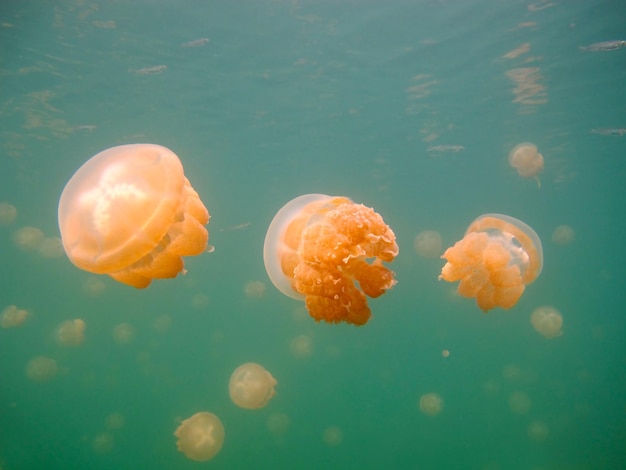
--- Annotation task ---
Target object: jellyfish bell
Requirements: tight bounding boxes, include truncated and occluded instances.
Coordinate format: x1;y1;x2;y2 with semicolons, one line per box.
551;225;575;245
414;230;443;258
530;306;563;338
439;214;543;312
508;143;544;187
419;392;444;416
58;144;210;288
174;411;224;462
25;356;58;382
0;202;17;225
229;362;277;409
263;194;399;326
55;318;86;346
1;305;29;328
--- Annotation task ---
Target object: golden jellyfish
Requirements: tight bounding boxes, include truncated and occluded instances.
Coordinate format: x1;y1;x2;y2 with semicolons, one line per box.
414;230;443;258
58;144;210;288
267;412;291;436
508;143;544;187
1;305;29;328
229;362;277;409
263;194;398;326
530;306;563;338
25;356;58;382
244;280;267;298
0;202;17;225
439;214;543;312
419;392;444;416
91;432;115;454
322;426;343;446
105;412;126;430
174;412;224;462
527;420;549;442
508;391;531;414
551;224;575;245
38;237;64;258
113;323;135;344
55;319;86;346
13;226;44;251
289;334;314;358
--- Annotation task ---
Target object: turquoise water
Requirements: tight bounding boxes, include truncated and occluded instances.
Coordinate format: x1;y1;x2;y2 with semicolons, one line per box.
1;0;625;469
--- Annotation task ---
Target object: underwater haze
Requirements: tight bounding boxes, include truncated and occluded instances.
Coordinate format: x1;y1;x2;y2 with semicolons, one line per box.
1;0;626;469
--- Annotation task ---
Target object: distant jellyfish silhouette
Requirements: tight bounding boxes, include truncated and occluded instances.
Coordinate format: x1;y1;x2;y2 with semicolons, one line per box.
58;144;210;288
174;412;224;462
229;362;277;409
439;214;543;312
530;306;563;338
508;143;544;187
551;225;575;245
13;226;44;251
1;305;29;328
55;319;86;346
25;356;58;382
419;393;444;416
414;230;443;258
264;194;398;326
0;202;17;225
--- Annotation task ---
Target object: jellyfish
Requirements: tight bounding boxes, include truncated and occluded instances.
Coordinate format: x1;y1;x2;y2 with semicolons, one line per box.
439;214;543;312
55;319;86;346
244;280;266;298
263;194;398;326
1;305;29;328
58;144;210;288
229;362;277;409
419;392;444;416
322;426;343;446
551;225;575;245
105;412;125;430
508;143;544;187
113;323;135;344
13;226;44;251
0;202;17;225
508;391;531;414
25;356;58;382
289;334;313;358
530;306;563;338
174;411;224;462
414;230;443;258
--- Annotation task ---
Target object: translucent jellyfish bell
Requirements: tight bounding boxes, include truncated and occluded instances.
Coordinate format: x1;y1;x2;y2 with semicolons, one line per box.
174;412;224;462
58;144;210;288
439;214;543;312
508;143;544;187
263;194;399;326
229;362;277;409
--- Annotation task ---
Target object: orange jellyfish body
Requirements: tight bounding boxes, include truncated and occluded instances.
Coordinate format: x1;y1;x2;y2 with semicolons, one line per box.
508;143;544;186
58;144;210;288
263;194;398;326
439;214;542;312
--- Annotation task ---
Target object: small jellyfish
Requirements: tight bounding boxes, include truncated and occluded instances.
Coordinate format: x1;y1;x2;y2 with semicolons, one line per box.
0;202;17;225
113;323;135;344
244;280;266;298
105;412;126;430
1;305;29;328
508;391;531;414
439;214;543;312
174;411;224;462
55;319;86;346
508;143;544;187
527;420;549;441
263;194;398;326
91;432;115;454
289;334;313;358
530;306;563;338
13;226;44;251
414;230;443;258
25;356;58;382
322;426;343;446
419;392;444;416
38;237;64;258
551;225;575;245
58;144;210;288
267;412;291;436
229;362;277;409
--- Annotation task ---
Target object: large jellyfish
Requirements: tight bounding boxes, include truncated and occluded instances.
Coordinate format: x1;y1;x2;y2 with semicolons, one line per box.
174;412;224;462
508;143;544;187
263;194;398;326
439;214;543;312
58;144;210;288
229;362;277;409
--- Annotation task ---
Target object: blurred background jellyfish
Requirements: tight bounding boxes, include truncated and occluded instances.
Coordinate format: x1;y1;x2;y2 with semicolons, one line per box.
508;391;532;414
105;412;126;431
439;214;543;312
58;144;210;288
414;230;443;258
508;143;544;187
551;224;575;245
1;305;29;328
289;334;314;359
530;306;563;338
244;280;267;298
25;356;58;382
322;426;343;446
13;226;44;251
55;319;86;346
229;362;277;409
174;411;224;462
419;392;444;416
263;194;398;326
113;323;135;344
0;202;17;225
